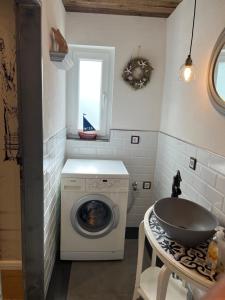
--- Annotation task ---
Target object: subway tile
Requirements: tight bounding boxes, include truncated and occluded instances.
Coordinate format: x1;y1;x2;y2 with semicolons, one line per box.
179;167;193;186
43;128;66;295
222;199;225;214
127;164;154;175
196;148;210;166
154;132;225;226
197;194;211;211
66;130;225;228
130;173;153;183
199;165;217;187
215;175;225;195
208;153;225;176
211;206;225;227
132;197;153;206
184;144;197;157
96;148;114;157
204;185;224;210
191;175;207;196
182;182;199;202
77;147;97;156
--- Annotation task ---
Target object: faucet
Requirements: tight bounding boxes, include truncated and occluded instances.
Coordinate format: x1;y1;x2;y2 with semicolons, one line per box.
132;181;138;191
171;170;182;198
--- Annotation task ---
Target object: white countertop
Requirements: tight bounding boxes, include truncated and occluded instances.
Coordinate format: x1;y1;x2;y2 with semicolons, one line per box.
61;159;129;178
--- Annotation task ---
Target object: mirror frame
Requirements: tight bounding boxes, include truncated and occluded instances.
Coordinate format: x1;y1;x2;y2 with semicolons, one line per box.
208;27;225;114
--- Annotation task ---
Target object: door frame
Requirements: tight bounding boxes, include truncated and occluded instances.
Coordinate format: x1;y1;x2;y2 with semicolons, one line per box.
16;0;44;299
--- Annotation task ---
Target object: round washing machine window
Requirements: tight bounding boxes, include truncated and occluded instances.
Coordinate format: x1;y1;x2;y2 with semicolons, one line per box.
70;194;120;238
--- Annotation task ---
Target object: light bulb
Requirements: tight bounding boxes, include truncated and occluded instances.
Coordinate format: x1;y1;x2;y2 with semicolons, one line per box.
179;55;196;82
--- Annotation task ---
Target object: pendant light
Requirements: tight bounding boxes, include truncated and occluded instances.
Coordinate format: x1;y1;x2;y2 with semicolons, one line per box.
179;0;197;82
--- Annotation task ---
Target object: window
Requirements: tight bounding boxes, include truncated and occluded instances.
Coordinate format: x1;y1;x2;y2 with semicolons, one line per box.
67;45;115;139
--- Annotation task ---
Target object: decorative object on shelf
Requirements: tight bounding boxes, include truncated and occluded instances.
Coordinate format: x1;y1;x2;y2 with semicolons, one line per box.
179;0;197;82
207;226;225;275
51;27;68;54
0;38;20;164
50;27;73;70
122;56;153;90
78;114;97;140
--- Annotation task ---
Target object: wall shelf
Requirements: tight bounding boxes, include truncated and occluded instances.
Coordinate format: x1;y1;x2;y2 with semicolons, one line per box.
50;51;74;70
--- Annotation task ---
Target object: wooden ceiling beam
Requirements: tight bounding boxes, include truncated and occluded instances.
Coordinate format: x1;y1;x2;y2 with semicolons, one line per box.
63;0;182;18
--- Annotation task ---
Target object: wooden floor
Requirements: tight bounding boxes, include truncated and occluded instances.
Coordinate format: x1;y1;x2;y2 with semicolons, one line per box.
1;270;24;300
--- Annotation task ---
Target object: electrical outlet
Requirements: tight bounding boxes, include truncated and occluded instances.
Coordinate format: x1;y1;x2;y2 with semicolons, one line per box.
131;135;140;144
143;181;151;189
189;157;197;170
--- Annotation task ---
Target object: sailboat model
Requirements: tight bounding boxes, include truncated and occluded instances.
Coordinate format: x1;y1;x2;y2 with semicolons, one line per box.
78;114;97;140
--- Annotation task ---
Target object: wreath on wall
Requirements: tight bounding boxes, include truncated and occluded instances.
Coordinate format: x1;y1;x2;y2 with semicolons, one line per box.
122;57;153;90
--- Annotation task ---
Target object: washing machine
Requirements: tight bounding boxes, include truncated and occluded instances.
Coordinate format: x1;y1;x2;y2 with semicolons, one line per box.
60;159;129;260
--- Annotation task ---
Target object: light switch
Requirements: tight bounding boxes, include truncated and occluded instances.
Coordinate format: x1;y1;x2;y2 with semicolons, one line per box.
189;157;197;170
143;181;151;189
131;136;140;144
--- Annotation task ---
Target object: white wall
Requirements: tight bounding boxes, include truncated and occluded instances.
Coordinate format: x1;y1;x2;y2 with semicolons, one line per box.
160;0;225;156
66;13;166;131
42;0;66;141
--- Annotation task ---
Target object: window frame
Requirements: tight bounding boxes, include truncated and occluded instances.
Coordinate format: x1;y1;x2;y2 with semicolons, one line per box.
66;45;115;140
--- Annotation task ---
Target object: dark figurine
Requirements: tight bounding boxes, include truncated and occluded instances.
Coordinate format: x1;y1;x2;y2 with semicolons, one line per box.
171;170;182;197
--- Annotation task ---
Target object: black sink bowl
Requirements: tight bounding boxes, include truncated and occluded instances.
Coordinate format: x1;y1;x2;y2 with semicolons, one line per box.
153;197;218;247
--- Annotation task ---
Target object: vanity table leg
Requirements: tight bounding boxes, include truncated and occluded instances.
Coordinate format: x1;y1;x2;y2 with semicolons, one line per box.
151;249;157;267
132;221;145;300
156;265;171;300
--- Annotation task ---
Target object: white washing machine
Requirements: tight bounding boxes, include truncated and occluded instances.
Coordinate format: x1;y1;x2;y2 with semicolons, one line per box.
60;159;129;260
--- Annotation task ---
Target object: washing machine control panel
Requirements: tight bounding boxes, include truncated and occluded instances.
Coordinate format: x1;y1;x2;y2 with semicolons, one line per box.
61;177;129;192
86;178;129;192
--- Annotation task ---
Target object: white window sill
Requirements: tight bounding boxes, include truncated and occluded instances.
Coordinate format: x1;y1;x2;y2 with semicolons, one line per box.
67;134;110;142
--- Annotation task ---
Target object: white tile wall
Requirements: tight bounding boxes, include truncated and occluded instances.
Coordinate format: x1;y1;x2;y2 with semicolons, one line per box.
154;133;225;226
66;130;225;228
43;128;66;296
41;128;225;297
66;130;158;227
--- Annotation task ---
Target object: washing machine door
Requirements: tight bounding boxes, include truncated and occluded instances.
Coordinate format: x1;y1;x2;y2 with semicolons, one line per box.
70;194;120;238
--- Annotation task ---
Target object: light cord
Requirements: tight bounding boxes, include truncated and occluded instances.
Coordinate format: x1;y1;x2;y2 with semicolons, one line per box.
189;0;197;56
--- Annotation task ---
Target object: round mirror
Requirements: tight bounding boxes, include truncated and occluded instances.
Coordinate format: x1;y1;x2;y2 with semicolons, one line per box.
208;28;225;113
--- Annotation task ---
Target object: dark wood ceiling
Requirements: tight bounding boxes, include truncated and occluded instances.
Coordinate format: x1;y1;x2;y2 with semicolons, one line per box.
63;0;182;18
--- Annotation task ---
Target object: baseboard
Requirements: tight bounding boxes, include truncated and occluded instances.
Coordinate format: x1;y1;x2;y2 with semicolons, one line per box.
125;227;139;239
46;260;71;300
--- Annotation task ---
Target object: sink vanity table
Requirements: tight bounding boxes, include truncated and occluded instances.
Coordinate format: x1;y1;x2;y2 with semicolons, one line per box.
133;206;217;300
